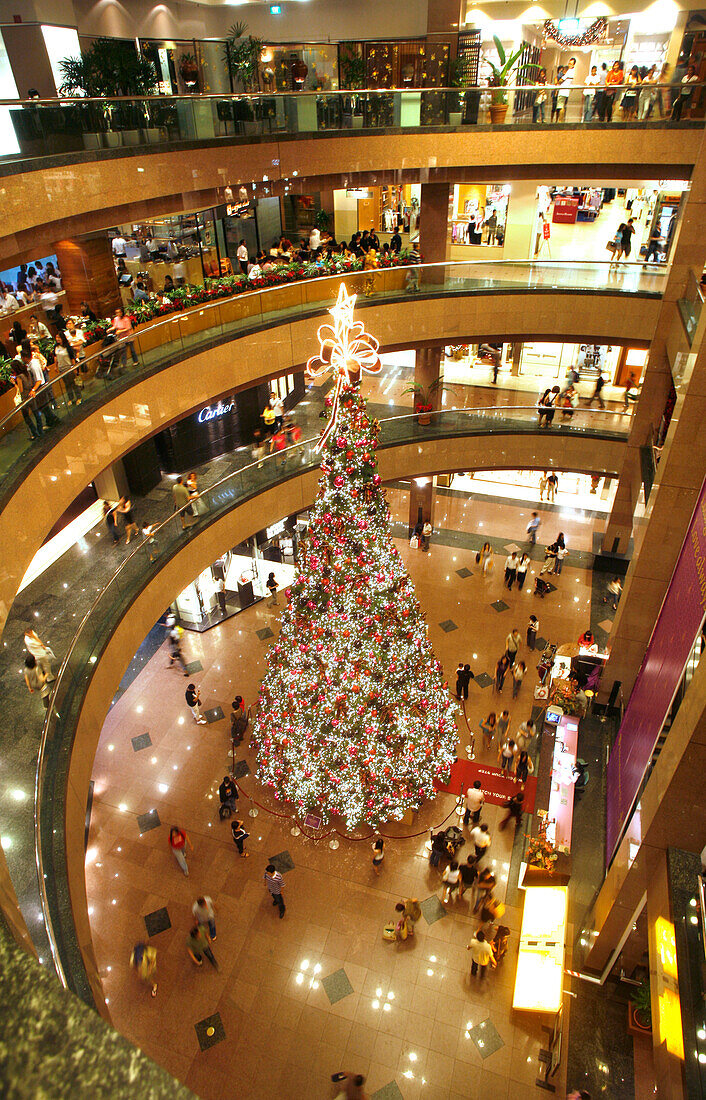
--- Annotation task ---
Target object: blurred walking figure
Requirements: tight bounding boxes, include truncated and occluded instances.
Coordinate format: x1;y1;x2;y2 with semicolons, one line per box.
168;626;189;673
192;895;217;939
24;627;55;681
187;924;218;968
130;942;157;996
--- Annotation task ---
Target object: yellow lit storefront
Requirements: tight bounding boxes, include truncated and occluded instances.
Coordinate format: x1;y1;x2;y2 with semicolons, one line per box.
513;886;567;1014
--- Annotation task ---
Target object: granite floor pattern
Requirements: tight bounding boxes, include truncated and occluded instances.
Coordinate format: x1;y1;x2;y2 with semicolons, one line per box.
85;510;609;1100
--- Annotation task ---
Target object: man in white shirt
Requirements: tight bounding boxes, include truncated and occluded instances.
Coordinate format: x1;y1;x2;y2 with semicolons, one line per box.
463;780;484;826
269;391;284;430
38;288;59;313
466;931;496;978
504;552;518;590
515;719;535;751
191;895;216;939
236;240;249;274
556;57;576;121
583;65;600;122
28;352;61;426
0;291;19;313
470;823;491;861
111;234;127;257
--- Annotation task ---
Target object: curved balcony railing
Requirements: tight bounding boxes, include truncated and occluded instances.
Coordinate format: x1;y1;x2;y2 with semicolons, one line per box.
0;259;664;500
34;402;631;1003
1;84;703;165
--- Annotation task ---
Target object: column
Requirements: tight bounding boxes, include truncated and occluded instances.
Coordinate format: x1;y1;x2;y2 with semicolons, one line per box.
54;234;122;319
93;462;128;504
407;346;442;532
502;181;539;260
646;853;686;1099
419;182;451;285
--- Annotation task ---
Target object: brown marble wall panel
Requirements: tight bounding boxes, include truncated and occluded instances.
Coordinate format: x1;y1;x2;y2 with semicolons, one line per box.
0;127;702;266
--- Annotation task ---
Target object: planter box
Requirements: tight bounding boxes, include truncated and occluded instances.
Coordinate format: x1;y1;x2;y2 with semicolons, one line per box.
103;131;121;148
627;1002;652;1036
121;129;142;147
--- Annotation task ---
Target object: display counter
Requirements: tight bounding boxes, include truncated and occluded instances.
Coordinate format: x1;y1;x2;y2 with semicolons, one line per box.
546;714;579;854
513;885;567;1013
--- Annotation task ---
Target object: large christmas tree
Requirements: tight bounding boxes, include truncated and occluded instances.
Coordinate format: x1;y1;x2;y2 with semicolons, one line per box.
253;285;458;829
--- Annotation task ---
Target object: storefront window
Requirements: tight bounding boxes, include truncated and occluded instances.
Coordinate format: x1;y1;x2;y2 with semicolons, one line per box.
263;44;339;91
451;184;508;246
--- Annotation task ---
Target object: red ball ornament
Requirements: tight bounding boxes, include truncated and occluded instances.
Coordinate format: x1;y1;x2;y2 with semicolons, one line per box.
334;475;344;488
372;474;381;486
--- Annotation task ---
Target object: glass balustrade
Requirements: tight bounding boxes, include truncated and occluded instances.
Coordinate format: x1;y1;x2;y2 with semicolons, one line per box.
0;260;664;496
1;84;702;164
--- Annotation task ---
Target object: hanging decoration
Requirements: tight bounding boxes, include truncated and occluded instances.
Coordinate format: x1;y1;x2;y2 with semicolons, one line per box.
543;17;608;49
306;283;382;451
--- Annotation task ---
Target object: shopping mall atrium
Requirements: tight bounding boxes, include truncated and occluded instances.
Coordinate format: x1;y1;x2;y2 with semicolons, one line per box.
4;0;706;1097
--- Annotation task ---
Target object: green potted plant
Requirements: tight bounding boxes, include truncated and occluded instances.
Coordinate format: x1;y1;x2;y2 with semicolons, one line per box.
485;34;526;125
224;22;265;93
403;378;456;426
340;45;366;128
58;38;157;147
628;979;652;1034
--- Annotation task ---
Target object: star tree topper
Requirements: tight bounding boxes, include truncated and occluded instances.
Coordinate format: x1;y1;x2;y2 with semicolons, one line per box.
306;283;382;451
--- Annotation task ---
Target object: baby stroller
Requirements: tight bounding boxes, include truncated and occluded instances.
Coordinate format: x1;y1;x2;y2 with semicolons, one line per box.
534;576;551;598
429;825;465;867
94;331;122;380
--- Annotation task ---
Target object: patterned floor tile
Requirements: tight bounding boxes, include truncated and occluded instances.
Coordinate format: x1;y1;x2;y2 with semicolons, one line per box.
256;627;274;641
502;542;522;553
491;600;509;613
597;618;613;632
372;1083;404;1100
137;809;161;834
420;895;447;926
469;1017;504;1059
131;732;152;752
474;673;493;689
233;759;251;779
184;660;203;675
144;906;171;937
195;1012;225;1052
438;620;458;632
204;706;224;723
456;567;473;578
322;967;354;1004
268;850;295;873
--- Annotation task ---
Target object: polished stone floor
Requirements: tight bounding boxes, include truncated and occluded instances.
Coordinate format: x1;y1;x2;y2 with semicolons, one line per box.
85;491;611;1099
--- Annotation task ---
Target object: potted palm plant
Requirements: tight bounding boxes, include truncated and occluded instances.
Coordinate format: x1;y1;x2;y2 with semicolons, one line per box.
628;979;652;1035
179;52;200;90
485;34;526;125
403;378;456;426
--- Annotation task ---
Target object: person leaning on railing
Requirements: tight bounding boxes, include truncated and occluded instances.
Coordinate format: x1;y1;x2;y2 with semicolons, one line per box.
604;60;624;122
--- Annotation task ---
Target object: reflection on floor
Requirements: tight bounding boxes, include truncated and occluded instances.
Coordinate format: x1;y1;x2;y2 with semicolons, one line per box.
86;494;619;1100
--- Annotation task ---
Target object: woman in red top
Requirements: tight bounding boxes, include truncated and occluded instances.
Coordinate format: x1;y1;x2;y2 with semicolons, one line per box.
169;825;193;876
604;61;624;122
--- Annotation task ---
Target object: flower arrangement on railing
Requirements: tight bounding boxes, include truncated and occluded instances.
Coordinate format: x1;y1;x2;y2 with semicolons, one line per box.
80;251;416;345
525;825;559;870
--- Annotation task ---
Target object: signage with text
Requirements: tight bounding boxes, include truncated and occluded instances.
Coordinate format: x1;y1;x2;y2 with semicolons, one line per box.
197;399;235;424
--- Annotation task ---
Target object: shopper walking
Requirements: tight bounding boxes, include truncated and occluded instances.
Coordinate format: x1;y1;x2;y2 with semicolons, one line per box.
187;924;218;968
515;750;534;784
219;774;238;816
470;822;491;862
463;780;484;826
116;496;139;544
516;553;530;590
24;654;51;708
527;614;539;650
526;512;541;546
458;855;479;900
264;863;286;917
441;860;461;904
515;719;535;752
505;629;521;663
495;655;510;694
504;552;519;589
479;542;493;576
540;544;557;575
129;942;158;997
546;471;559;502
169;825;193;876
266;571;278;606
498;738;517;773
456;663;473;700
172;476;193;530
495;708;510;746
24;627;55;681
331;1072;368;1100
472;868;496;913
586;373;606;409
538;471;548;501
192;895;217;939
231;818;250;857
371;838;385;876
467;931;496;979
605;576;622;610
554;544;568;574
511;661;526;698
103;500;120;544
168;627;189;674
185;682;206;724
480;711;497;751
499;791;525;830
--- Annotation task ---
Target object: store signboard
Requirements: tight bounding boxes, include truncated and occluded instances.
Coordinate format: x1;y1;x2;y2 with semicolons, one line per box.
606;475;706;863
197;399;235;424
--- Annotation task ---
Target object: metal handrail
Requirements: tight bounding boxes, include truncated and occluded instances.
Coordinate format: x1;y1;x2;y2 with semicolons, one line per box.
0;258;664;444
34;400;631;992
2;82;703;106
